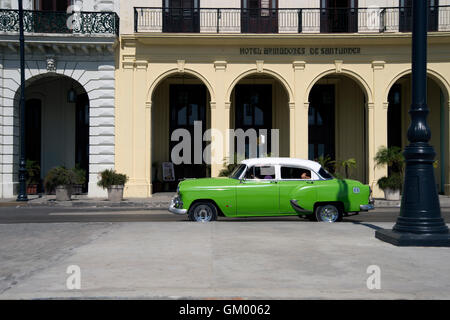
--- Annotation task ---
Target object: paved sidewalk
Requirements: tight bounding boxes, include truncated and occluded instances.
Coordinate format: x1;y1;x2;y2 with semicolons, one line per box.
2;193;450;208
1;221;449;299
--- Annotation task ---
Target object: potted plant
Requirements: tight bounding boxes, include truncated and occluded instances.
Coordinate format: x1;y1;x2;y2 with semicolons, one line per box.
97;169;129;202
44;166;77;201
26;160;40;195
71;165;86;195
374;146;405;200
339;158;357;179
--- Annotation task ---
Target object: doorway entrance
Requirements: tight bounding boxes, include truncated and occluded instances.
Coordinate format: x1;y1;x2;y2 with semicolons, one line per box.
308;85;335;163
169;84;207;179
234;84;272;158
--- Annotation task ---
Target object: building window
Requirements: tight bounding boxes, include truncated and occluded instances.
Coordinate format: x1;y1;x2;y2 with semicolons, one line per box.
35;0;71;11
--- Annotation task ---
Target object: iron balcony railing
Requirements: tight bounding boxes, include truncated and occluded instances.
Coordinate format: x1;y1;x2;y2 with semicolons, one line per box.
0;9;119;35
134;6;450;34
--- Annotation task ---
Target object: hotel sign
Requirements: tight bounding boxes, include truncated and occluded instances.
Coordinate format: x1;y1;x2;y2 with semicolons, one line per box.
239;47;361;56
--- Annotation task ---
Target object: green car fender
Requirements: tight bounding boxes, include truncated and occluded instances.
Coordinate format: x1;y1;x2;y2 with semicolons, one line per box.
290;179;371;213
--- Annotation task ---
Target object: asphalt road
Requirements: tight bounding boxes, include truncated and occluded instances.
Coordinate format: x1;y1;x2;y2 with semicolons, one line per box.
0;205;449;224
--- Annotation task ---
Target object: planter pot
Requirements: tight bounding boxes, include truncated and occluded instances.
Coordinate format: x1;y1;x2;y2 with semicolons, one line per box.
107;185;124;202
56;185;72;201
383;188;400;201
72;184;83;195
26;184;39;195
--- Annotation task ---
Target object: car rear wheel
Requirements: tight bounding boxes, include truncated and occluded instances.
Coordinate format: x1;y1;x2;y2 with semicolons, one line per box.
315;204;342;223
188;202;218;222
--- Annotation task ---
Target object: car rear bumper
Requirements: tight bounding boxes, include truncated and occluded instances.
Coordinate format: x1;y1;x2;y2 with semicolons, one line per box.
360;204;375;211
168;197;187;215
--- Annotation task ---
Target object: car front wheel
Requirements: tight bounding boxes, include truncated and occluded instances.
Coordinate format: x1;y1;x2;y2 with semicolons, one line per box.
315;204;342;223
188;202;218;222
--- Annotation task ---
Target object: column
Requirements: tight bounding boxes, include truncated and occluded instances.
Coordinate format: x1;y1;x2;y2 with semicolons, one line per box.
293;61;307;159
115;38;137;196
129;60;150;197
211;61;228;177
371;61;388;198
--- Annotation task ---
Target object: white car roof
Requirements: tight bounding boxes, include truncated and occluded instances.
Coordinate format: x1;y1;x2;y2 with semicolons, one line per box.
240;157;322;172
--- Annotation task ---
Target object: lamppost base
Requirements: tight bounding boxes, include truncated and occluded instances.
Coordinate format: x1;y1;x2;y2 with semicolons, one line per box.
375;229;450;247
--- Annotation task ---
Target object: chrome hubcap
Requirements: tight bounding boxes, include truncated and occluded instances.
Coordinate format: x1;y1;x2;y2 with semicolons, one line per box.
318;205;339;223
193;204;213;222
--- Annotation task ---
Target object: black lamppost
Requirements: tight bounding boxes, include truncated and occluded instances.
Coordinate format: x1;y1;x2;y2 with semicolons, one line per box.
17;0;28;202
375;0;450;246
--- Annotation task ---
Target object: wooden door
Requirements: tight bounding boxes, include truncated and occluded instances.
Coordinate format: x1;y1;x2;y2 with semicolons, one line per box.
163;0;200;32
321;0;358;33
241;0;278;33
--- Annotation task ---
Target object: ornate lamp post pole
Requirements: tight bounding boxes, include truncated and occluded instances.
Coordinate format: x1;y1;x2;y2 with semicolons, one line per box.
17;0;28;202
375;0;449;246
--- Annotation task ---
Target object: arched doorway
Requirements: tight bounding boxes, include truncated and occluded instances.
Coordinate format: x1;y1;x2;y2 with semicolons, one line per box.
15;74;89;194
229;73;290;160
387;74;448;194
307;74;368;182
151;73;212;192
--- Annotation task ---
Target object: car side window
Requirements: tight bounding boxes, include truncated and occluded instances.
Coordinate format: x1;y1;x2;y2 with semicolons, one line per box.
245;165;276;180
280;166;312;180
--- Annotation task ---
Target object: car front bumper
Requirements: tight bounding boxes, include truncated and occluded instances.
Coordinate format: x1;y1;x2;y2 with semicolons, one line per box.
168;196;187;215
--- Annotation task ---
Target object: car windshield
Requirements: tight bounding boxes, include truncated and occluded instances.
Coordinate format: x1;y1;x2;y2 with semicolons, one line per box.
229;164;247;179
319;167;334;180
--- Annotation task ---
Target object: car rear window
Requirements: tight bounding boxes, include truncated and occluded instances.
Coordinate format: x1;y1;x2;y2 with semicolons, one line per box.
281;166;311;179
319;167;334;180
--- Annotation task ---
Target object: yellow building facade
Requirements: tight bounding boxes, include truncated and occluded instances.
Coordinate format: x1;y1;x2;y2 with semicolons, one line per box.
116;5;450;199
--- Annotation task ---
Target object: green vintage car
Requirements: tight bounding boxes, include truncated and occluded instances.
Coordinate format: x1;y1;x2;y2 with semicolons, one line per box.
169;157;374;222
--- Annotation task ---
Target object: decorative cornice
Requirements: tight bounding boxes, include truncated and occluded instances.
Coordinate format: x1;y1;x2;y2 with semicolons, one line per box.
225;102;231;109
383;102;389;109
304;102;310;109
256;60;264;73
145;101;152;109
214;61;227;71
367;102;375;110
334;60;343;73
372;61;386;70
210;101;216;109
177;60;185;73
289;102;295;110
135;60;148;70
122;54;135;69
293;61;306;71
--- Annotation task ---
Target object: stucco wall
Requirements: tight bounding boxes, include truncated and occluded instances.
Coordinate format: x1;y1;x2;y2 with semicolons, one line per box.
0;48;116;198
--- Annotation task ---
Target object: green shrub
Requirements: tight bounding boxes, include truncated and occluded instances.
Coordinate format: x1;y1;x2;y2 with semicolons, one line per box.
97;169;129;189
72;165;86;185
26;160;40;184
377;174;403;191
44;166;77;192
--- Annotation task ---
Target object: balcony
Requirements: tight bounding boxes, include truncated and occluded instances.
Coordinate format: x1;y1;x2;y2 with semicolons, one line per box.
134;6;450;34
0;9;119;36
